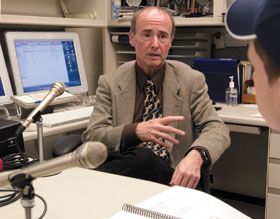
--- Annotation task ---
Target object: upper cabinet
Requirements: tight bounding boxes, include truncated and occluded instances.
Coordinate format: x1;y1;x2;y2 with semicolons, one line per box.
108;0;227;27
0;0;228;28
0;0;108;28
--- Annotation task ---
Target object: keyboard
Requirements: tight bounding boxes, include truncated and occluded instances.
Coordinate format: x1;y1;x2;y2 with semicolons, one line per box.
41;106;94;127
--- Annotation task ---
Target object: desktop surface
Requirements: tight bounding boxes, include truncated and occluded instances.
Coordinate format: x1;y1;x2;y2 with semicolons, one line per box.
0;168;168;219
216;103;266;127
0;168;250;219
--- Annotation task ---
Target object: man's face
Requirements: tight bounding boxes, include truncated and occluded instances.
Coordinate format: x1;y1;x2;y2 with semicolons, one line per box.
129;8;173;75
248;40;280;130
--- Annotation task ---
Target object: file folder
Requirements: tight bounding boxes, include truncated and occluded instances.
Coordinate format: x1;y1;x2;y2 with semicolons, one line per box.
193;58;242;103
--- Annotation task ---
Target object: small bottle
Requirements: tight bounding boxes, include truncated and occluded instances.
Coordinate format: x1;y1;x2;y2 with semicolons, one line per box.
112;0;121;20
225;76;238;106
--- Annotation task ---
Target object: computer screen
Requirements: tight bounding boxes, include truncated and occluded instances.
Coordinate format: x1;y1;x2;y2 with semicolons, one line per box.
0;44;13;105
5;31;88;95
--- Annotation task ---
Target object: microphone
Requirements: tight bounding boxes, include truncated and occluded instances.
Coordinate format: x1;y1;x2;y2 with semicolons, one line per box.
16;82;65;134
0;141;108;187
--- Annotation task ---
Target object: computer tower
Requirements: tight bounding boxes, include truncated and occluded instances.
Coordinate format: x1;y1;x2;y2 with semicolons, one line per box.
0;118;24;158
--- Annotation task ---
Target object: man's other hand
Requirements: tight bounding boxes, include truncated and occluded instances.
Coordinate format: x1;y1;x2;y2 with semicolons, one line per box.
169;149;203;188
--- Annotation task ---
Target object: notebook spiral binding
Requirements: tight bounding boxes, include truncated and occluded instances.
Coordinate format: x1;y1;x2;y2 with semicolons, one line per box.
122;203;182;219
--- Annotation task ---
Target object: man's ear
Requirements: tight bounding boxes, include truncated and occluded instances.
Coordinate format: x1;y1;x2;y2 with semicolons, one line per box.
129;31;135;47
169;37;174;49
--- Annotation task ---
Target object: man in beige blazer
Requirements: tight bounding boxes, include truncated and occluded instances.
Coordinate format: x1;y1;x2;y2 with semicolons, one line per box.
82;6;230;189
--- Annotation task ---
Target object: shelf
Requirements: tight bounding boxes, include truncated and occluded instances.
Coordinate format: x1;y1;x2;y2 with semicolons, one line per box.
107;0;226;27
171;45;208;50
108;19;131;27
0;14;106;27
173;16;224;26
116;50;135;54
108;17;224;27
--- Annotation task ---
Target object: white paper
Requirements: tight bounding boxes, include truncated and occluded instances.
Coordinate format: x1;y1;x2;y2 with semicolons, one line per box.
110;186;251;219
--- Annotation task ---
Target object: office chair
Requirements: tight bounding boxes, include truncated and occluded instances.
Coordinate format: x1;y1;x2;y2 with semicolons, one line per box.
52;134;82;157
52;134;210;193
200;167;210;193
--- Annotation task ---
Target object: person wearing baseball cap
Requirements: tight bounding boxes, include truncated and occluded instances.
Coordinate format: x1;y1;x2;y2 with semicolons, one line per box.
225;0;280;131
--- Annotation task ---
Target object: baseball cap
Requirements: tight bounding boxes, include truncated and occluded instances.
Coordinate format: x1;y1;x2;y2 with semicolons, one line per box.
225;0;280;67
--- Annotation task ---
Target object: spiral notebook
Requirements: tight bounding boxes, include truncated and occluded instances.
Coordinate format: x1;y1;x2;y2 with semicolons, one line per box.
110;186;250;219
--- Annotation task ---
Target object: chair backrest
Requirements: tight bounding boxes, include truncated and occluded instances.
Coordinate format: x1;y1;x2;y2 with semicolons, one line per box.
52;134;82;157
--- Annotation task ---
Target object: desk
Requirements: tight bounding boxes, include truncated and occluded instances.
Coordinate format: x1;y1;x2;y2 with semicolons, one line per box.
23;120;89;142
216;103;265;126
23;120;89;160
216;103;280;219
0;168;249;218
21;103;279;219
22;104;265;143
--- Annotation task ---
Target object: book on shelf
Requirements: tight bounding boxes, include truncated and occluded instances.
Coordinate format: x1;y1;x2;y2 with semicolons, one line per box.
240;61;255;104
110;186;250;219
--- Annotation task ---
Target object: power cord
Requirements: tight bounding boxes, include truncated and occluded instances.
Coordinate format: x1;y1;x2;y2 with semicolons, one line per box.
0;188;48;219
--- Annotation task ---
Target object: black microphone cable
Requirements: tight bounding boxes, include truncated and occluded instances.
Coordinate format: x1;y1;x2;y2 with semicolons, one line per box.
15;129;29;165
0;188;21;207
0;134;38;172
0;153;37;171
0;188;48;219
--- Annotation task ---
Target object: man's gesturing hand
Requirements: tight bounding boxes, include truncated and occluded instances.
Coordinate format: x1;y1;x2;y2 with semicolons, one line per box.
136;116;185;149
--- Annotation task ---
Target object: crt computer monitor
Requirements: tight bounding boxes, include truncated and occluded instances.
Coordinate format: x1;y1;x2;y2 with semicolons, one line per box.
5;31;88;95
0;44;13;105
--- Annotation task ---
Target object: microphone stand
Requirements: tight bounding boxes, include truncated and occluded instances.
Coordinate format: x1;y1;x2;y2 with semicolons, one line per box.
11;116;45;219
36;116;44;163
10;173;35;219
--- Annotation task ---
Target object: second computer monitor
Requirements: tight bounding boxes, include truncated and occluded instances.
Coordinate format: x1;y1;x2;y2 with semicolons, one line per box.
0;44;13;105
5;31;88;95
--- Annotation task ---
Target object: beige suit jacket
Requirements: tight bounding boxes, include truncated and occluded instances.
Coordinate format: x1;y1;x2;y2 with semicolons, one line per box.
82;60;230;168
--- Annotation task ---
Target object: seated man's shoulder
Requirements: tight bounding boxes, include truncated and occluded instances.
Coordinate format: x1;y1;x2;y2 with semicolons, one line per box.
102;60;136;81
166;60;203;78
166;60;191;69
116;60;136;73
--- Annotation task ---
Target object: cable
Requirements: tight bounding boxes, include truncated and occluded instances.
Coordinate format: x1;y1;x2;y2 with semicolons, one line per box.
0;153;37;171
0;131;38;171
35;193;48;219
15;132;29;162
0;188;48;219
0;188;21;207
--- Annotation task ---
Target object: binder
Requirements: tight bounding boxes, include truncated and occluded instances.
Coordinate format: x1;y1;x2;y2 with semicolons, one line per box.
193;58;243;103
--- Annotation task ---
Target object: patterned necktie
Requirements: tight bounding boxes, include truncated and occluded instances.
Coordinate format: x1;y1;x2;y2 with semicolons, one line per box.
143;79;169;161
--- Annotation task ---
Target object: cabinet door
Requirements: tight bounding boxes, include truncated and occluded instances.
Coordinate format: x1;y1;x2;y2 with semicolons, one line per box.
270;133;280;159
266;193;280;219
0;0;106;27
